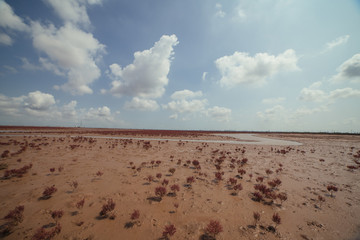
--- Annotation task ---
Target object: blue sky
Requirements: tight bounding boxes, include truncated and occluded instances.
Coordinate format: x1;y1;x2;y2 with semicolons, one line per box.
0;0;360;132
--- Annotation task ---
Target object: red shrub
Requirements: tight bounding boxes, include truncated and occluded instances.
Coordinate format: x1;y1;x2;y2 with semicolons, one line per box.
169;168;176;175
130;210;140;220
99;198;116;217
277;192;287;204
256;176;264;183
206;220;223;237
162;179;169;186
327;185;338;197
215;172;222;181
96;171;103;177
76;199;85;209
42;185;57;199
170;184;180;192
51;210;63;222
163;224;176;237
31;223;61;240
253;192;263;202
253;212;260;225
155;186;167;198
4;205;24;225
186;176;195;184
272;213;281;227
49;168;55;173
156;173;162;179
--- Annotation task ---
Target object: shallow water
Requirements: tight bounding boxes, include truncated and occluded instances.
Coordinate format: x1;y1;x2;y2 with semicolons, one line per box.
0;133;302;146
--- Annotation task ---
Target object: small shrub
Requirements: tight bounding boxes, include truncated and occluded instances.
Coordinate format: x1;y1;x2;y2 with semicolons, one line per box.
170;184;180;195
155;186;167;198
253;212;260;226
31;223;61;240
4;205;24;225
163;224;176;238
69;181;78;191
51;210;63;223
49;168;55;173
215;172;222;181
169;168;176;175
162;179;169;186
277;192;287;204
131;210;140;220
96;171;103;177
76;199;85;209
256;176;264;183
272;213;281;229
186;176;195;185
156;173;162;179
206;220;223;238
42;185;57;199
318;195;325;208
252;192;263;202
99;198;116;218
327;185;338;197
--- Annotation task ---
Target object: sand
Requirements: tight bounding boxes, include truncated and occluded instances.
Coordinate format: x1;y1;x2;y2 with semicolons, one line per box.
0;127;360;240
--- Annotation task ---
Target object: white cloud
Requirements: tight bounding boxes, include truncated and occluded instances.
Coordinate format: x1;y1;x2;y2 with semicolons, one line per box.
0;0;29;31
24;91;56;111
215;3;226;18
170;89;203;100
124;97;159;111
207;106;231;122
257;105;285;121
0;32;12;45
215;49;299;87
299;86;360;103
262;97;285;105
45;0;102;27
299;88;327;102
3;65;17;73
169;113;178;120
31;22;105;95
61;100;77;118
164;99;208;114
331;53;360;83
202;72;208;82
108;34;179;98
85;106;113;121
324;35;349;52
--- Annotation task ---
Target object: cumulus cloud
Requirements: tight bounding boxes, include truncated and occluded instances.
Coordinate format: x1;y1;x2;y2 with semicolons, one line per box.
45;0;102;27
215;49;299;87
323;35;349;52
262;97;285;105
124;97;159;111
0;0;29;31
31;22;105;95
299;85;360;103
170;89;203;100
206;106;231;122
24;91;56;111
164;99;208;114
257;105;285;121
108;34;179;98
331;53;360;83
85;106;113;121
0;32;12;45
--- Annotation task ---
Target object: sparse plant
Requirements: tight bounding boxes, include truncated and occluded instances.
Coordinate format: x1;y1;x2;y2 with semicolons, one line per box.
277;192;287;205
76;199;85;209
265;169;273;176
99;198;116;219
31;223;61;240
156;173;162;179
215;172;222;181
51;210;63;223
318;195;325;208
131;209;140;220
4;205;24;226
256;176;264;183
327;185;338;197
163;224;176;239
58;166;64;172
155;186;167;198
252;192;263;202
162;179;169;186
125;209;140;228
42;185;57;199
96;171;103;177
233;184;243;196
49;168;55;174
253;212;260;226
170;184;180;196
146;175;154;183
205;220;223;239
272;213;281;230
186;176;195;187
69;180;78;192
169;168;176;175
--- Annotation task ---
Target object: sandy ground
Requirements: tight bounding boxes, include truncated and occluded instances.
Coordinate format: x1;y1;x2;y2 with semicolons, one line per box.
0;127;360;240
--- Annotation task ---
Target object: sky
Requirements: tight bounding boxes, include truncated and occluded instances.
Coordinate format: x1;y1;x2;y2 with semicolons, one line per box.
0;0;360;132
